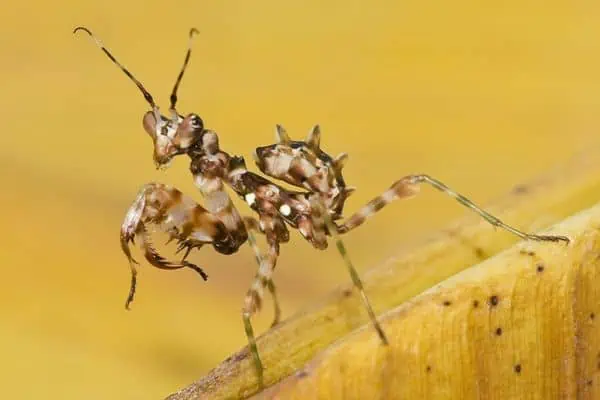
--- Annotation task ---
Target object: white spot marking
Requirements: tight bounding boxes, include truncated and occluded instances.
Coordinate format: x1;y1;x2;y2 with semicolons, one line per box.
279;204;292;216
245;193;256;206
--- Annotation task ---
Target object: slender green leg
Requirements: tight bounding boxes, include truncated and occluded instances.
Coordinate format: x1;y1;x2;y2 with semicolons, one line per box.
409;175;569;242
243;309;264;387
318;199;389;345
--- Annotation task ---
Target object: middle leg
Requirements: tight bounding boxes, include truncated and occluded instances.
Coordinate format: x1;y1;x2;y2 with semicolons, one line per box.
241;217;283;387
243;216;282;327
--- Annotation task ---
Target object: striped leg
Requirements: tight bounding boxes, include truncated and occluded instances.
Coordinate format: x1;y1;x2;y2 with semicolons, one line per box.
120;183;230;309
241;220;281;388
336;174;570;243
243;216;282;327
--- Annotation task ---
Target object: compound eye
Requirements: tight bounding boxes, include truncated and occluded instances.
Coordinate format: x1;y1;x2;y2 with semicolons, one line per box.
189;114;203;130
142;111;158;138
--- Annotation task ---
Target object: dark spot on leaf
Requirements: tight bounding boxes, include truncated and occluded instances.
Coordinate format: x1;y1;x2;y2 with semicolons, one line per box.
514;364;522;374
495;327;503;336
426;365;432;373
296;370;308;379
489;295;499;307
519;249;535;256
512;184;528;194
443;300;452;307
474;247;485;259
341;288;352;298
587;379;593;386
536;263;545;273
591;313;596;321
473;300;480;308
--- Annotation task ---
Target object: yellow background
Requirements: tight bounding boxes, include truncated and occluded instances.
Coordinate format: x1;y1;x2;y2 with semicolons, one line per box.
2;1;600;398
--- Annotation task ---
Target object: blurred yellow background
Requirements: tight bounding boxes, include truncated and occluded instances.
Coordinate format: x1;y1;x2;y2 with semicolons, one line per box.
2;0;600;398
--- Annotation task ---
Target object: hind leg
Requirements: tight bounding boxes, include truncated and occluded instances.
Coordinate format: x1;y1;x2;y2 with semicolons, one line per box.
336;174;570;243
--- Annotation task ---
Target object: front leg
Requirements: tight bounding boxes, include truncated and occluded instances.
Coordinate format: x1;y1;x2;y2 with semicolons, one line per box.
120;182;233;309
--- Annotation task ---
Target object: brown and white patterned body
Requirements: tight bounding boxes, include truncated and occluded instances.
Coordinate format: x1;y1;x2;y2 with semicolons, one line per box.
254;125;355;220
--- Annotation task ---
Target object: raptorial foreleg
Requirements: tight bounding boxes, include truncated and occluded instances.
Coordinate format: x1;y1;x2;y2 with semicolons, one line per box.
120;183;230;309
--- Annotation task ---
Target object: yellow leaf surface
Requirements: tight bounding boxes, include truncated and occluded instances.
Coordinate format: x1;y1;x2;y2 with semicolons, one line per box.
168;153;600;399
258;201;600;399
